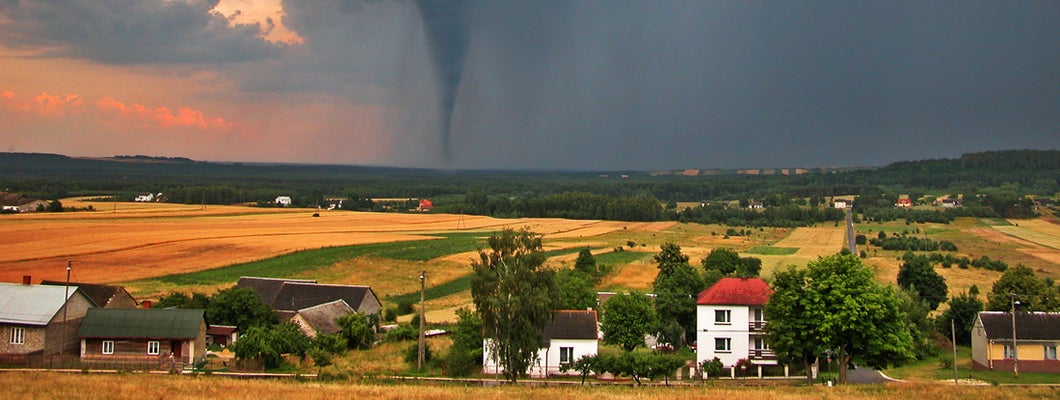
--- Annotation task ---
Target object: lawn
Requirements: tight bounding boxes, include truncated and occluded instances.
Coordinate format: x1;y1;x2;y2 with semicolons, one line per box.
745;246;799;255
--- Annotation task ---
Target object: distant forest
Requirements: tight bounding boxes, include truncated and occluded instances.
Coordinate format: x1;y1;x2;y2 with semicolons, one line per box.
1;149;1056;226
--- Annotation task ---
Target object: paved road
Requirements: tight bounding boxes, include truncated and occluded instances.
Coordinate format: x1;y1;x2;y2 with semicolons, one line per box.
846;365;891;384
845;207;857;254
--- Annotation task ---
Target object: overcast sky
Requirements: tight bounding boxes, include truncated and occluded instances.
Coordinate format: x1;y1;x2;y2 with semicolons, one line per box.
1;1;1057;170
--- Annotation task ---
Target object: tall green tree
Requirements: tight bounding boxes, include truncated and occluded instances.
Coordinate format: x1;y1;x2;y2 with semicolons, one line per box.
471;228;561;382
573;248;601;279
652;243;702;346
765;254;916;384
600;291;656;351
557;269;598;310
229;322;311;369
936;291;983;345
987;265;1060;311
205;287;277;330
897;257;948;310
444;307;484;377
702;248;741;275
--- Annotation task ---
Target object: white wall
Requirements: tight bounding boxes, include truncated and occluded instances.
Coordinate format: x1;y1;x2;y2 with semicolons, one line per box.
696;304;750;368
483;338;598;378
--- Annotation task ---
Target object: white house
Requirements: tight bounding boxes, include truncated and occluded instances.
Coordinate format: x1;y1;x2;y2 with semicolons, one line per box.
696;277;776;378
274;196;292;207
484;310;599;378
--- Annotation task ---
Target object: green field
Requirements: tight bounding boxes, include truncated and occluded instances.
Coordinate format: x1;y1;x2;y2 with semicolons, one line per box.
745;246;799;255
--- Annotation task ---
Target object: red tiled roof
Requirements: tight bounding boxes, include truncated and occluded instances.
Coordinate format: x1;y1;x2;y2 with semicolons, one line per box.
696;277;772;306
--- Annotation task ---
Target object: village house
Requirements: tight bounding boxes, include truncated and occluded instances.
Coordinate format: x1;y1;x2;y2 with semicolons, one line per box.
0;279;94;365
79;308;207;370
237;277;381;316
833;198;853;209
696;277;777;378
483;309;599;378
274;196;293;207
972;311;1060;373
40;281;138;309
895;198;913;208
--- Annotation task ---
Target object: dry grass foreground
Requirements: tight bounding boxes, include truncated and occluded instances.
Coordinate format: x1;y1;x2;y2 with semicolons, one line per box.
0;200;672;284
1;372;1054;400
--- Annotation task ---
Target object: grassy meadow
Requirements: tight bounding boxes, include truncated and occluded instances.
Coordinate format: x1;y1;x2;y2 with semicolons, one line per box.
2;371;1056;400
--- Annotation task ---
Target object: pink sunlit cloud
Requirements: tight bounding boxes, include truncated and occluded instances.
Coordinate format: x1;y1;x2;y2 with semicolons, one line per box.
96;96;237;133
1;90;83;117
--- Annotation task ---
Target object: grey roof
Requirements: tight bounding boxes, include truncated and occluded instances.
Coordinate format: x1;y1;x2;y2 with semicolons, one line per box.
977;311;1060;341
40;280;135;308
79;308;204;339
237;277;317;307
0;282;79;326
297;300;355;335
543;310;598;341
270;282;376;312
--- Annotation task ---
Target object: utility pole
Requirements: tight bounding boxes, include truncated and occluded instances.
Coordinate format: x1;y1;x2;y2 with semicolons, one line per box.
61;261;71;368
951;319;958;385
418;270;426;371
1011;293;1019;378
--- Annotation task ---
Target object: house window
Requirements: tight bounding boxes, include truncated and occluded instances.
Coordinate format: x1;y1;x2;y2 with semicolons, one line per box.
753;337;768;350
1046;345;1058;360
10;327;25;345
715;338;731;353
147;341;160;355
102;340;114;355
753;308;763;322
715;309;731;325
560;347;574;363
1003;345;1016;359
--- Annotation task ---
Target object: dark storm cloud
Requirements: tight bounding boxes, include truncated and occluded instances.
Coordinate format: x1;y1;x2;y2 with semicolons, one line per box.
0;0;280;64
445;1;1060;170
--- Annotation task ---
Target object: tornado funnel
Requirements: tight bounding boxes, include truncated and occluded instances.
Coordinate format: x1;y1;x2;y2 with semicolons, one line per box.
415;0;473;163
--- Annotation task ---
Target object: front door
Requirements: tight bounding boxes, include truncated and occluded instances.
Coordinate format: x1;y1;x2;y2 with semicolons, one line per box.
171;341;183;363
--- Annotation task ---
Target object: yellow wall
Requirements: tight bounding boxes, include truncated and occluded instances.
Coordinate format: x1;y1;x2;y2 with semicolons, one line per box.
988;342;1050;361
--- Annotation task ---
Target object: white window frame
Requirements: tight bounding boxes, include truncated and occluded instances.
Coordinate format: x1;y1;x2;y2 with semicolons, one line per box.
559;347;574;363
753;308;764;322
1045;345;1057;360
715;337;731;353
10;327;25;345
1003;345;1016;359
102;340;114;355
147;340;160;355
715;309;731;325
753;337;768;350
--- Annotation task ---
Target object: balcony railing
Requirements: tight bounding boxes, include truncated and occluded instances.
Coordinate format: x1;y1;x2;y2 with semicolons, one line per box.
749;321;767;331
749;349;777;360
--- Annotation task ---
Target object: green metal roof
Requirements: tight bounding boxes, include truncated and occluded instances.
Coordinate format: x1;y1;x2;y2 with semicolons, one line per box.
79;308;204;339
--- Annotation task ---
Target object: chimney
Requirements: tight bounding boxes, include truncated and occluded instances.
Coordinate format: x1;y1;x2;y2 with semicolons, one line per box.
142;300;152;309
22;275;31;285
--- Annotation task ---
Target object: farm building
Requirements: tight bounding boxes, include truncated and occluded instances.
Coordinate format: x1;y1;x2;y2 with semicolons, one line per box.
40;281;137;309
418;199;434;211
483;309;599;378
972;311;1060;373
205;325;239;347
237;277;381;316
696;277;776;378
0;279;94;365
0;192;49;212
895;198;913;207
281;299;356;338
274;196;292;207
78;308;206;370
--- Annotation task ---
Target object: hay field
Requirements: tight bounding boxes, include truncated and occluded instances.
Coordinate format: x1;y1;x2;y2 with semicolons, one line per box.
0;200;659;285
755;225;848;275
0;371;1050;400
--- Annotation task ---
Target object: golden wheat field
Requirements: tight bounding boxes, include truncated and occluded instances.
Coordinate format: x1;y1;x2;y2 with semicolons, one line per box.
0;200;672;285
1;372;1055;400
